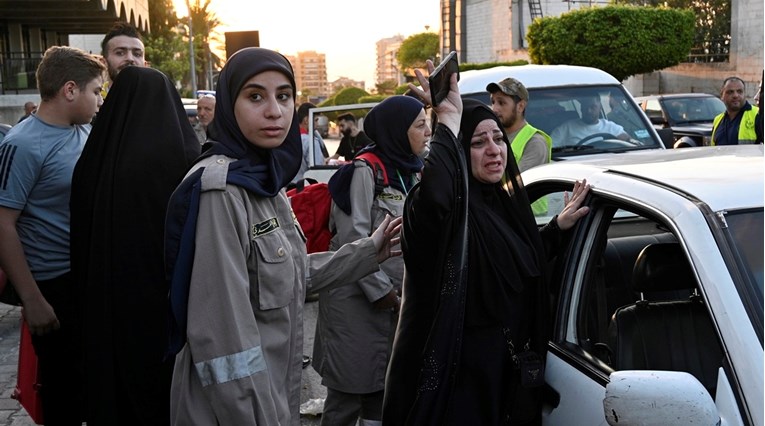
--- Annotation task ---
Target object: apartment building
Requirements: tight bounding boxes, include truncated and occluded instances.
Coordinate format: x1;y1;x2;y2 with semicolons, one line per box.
375;35;405;87
288;51;330;101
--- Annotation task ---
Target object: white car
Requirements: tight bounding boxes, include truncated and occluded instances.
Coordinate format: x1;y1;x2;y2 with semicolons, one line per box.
458;64;673;157
524;145;763;425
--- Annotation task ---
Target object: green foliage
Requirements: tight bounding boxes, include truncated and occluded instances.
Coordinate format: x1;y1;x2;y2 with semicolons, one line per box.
397;33;440;70
359;95;387;103
394;84;411;95
317;88;373;121
613;0;731;62
144;35;188;86
527;5;695;81
333;87;370;105
188;0;223;91
375;80;398;95
145;0;187;87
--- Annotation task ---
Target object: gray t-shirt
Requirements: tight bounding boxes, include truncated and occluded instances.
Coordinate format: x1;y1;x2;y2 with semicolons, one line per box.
0;115;89;280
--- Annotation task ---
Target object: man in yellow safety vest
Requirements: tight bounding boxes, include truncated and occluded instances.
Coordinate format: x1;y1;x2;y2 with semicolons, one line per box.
711;76;760;145
487;77;552;215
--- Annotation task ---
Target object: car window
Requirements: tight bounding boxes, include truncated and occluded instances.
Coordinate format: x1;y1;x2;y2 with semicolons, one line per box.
534;189;725;396
723;209;764;340
464;85;661;159
662;96;725;123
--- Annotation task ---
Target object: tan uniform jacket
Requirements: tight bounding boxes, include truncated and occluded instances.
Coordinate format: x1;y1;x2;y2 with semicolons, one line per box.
313;161;412;393
170;155;380;425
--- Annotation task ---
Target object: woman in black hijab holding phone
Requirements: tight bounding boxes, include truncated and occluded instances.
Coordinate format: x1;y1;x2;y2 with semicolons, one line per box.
383;62;590;425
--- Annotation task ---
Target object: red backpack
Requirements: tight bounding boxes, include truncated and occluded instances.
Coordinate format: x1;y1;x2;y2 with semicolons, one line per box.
287;152;388;253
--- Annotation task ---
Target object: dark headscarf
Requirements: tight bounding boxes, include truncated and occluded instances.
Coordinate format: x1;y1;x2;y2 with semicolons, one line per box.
328;95;424;213
459;99;541;325
70;66;200;422
203;47;302;196
164;47;301;357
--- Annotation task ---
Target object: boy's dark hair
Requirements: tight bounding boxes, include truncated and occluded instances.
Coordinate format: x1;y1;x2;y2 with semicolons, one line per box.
36;46;106;101
101;21;143;56
336;113;356;124
298;102;317;123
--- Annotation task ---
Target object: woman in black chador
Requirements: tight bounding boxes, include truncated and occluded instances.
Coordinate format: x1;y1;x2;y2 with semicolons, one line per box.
383;64;589;425
70;66;200;425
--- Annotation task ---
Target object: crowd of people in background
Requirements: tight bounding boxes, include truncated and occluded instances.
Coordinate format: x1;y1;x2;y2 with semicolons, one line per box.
0;18;762;426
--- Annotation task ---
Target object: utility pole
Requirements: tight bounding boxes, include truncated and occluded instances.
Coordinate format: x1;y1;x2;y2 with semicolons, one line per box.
185;0;197;96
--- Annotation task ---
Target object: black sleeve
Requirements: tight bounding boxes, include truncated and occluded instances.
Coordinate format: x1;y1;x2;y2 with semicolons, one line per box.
404;124;461;241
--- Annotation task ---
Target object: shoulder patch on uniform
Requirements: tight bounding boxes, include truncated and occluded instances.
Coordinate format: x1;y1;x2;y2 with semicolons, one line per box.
378;192;404;201
200;157;229;191
252;217;280;238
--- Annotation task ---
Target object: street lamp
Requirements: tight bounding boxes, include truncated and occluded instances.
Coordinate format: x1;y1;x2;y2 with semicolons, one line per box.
185;0;197;96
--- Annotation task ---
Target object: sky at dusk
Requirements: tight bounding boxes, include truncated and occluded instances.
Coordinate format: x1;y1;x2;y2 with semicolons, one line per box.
173;0;441;88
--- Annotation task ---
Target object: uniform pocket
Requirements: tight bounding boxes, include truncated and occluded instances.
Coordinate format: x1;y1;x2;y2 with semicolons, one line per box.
252;231;296;309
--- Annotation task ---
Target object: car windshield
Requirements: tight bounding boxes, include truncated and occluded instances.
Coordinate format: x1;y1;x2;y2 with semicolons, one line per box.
661;96;725;124
464;85;662;159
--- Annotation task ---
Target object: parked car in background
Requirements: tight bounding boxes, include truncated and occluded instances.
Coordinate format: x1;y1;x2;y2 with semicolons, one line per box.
0;123;10;143
635;93;726;148
458;65;673;157
525;145;763;425
181;98;198;124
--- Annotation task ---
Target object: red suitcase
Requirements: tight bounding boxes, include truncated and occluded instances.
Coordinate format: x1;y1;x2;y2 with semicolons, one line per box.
12;319;44;424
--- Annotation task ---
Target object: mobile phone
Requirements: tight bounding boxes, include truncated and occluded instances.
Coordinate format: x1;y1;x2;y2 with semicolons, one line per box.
428;51;459;107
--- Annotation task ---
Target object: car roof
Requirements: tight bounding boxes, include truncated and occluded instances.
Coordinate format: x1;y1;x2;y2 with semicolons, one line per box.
458;64;621;95
525;145;764;212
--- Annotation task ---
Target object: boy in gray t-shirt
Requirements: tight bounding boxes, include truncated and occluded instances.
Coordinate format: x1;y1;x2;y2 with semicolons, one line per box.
0;46;105;424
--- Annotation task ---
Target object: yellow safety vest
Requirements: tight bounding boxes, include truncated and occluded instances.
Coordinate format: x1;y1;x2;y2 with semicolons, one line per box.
512;124;552;216
711;106;759;145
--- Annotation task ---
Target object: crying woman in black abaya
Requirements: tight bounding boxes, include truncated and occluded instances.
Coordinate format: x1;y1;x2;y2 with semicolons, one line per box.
383;60;590;426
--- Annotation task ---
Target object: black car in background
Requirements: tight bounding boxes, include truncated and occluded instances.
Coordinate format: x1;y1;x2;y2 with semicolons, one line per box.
635;93;725;147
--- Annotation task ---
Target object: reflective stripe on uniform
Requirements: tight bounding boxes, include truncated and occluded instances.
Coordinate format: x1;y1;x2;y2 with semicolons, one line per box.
194;345;266;386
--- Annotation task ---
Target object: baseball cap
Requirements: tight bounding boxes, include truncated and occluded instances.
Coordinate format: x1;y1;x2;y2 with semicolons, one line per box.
486;77;529;101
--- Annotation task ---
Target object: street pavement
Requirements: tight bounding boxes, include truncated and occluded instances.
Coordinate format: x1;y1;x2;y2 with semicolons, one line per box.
0;303;36;426
0;300;328;425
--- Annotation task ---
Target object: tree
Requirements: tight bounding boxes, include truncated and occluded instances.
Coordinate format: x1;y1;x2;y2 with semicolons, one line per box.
613;0;731;63
144;0;188;88
187;0;224;91
397;32;439;70
527;6;695;81
375;80;398;95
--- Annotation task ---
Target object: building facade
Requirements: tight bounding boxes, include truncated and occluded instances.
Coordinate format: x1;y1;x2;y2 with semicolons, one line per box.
440;0;764;96
375;35;405;87
329;77;366;95
288;51;330;102
0;0;150;123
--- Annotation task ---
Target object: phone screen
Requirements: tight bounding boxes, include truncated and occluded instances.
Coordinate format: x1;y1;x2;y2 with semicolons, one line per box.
428;51;459;107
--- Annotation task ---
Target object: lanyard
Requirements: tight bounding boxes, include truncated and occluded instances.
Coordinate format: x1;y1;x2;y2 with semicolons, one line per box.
396;170;410;196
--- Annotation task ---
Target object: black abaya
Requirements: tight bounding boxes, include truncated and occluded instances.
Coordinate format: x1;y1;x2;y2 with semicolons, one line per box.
383;101;560;425
70;66;200;425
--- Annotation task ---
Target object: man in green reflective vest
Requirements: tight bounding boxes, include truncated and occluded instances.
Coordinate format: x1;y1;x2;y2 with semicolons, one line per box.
487;77;552;215
711;76;760;145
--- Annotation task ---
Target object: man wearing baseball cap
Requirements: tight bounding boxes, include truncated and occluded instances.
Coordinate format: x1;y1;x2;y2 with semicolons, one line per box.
487;77;551;214
487;77;551;172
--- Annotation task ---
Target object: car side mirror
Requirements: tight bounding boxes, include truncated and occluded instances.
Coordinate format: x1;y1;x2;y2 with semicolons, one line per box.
649;115;666;125
604;371;719;426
